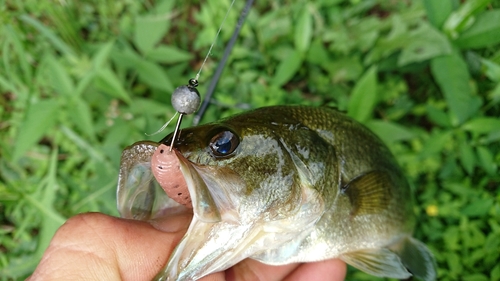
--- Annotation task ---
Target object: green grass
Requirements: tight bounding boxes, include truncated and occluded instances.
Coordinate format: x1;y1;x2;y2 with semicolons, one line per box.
1;0;499;280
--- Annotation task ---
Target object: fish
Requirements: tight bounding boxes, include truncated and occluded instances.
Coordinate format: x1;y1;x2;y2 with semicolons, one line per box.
116;105;437;281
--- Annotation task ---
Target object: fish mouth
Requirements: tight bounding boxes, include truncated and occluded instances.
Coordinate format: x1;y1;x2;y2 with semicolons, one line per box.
117;141;247;280
117;141;230;223
117;141;190;221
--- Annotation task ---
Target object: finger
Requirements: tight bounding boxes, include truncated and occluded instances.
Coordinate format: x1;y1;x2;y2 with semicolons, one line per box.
29;213;188;281
225;259;299;281
284;259;347;281
222;258;346;281
149;211;193;233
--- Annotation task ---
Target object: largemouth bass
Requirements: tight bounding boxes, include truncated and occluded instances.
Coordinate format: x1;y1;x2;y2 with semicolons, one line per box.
117;105;436;281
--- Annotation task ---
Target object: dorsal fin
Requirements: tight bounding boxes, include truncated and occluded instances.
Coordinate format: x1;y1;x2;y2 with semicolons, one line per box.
342;171;391;216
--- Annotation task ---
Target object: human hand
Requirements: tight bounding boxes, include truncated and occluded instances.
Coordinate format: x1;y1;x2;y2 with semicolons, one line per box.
28;212;346;281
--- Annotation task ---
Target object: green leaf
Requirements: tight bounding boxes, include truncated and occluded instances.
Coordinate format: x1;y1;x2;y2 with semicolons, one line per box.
443;227;460;250
46;55;75;97
113;47;177;95
347;65;378;123
492;264;500;281
0;257;38;280
443;0;491;39
74;43;115;97
398;22;452;66
419;130;453;159
446;251;463;277
462;117;500;134
366;120;415;144
5;25;32;84
306;39;329;65
461;274;489;281
60;126;107;163
423;0;454;28
146;45;193;64
481;58;500;82
13;99;59;161
95;68;132;103
257;11;292;46
426;104;452;127
129;98;172;116
272;49;304;87
31;149;66;259
135;60;173;92
134;15;170;55
459;139;476;174
350;17;380;52
154;0;176;14
455;10;500;49
19;15;76;58
430;53;479;125
69;97;95;141
294;6;313;53
92;41;115;70
364;15;408;65
476;146;497;175
323;56;363;83
490;83;500;105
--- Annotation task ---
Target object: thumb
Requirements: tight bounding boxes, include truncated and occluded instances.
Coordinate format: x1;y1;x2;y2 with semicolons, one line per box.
29;212;190;281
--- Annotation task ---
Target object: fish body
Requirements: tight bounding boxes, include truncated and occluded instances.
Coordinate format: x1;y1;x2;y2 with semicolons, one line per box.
117;105;436;281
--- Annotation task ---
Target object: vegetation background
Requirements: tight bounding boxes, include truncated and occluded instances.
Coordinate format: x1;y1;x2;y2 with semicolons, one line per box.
1;0;499;280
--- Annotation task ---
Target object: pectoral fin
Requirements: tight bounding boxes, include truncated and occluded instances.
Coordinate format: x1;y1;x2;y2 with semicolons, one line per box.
341;248;411;279
342;171;391;216
389;236;437;281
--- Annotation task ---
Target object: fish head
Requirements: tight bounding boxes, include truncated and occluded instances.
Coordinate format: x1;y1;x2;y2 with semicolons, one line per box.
151;112;328;280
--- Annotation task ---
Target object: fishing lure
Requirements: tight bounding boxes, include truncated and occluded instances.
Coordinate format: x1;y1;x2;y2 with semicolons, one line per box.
151;144;191;208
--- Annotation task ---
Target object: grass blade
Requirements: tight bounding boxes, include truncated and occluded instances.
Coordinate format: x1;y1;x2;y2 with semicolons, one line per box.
19;15;76;58
30;148;66;259
13;99;59;161
272;49;304;87
348;65;378;123
294;5;313;53
443;0;491;38
454;10;500;49
95;68;132;104
423;0;454;28
430;53;480;125
134;15;171;55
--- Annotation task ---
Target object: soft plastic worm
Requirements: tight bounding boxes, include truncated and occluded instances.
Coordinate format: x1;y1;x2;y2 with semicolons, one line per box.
151;144;192;208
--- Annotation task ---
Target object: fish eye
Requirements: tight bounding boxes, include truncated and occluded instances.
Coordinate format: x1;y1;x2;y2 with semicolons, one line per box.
209;130;239;157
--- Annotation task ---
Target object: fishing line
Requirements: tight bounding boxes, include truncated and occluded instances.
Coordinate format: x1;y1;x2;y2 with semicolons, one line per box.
147;0;236;138
193;0;255;126
194;0;237;83
150;0;254;150
168;0;250;151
